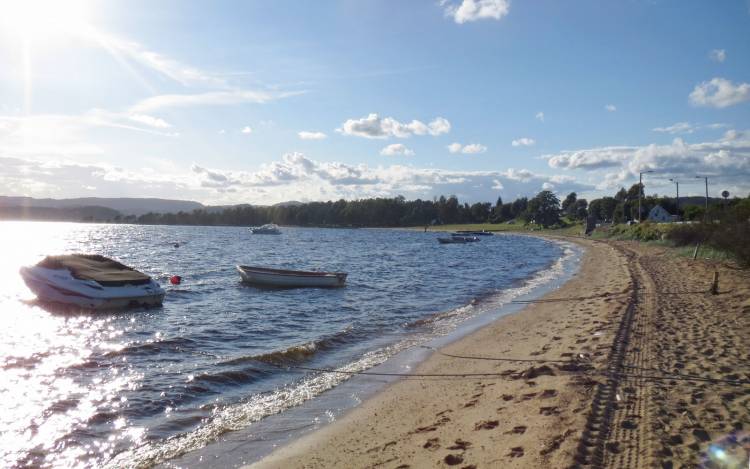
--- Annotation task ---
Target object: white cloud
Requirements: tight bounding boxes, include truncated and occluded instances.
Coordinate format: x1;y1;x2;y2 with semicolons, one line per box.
218;129;226;134
128;114;171;129
443;0;510;24
501;168;535;182
93;32;229;88
447;142;463;153
338;113;451;139
0;153;599;205
652;122;727;134
184;153;591;203
535;111;545;122
605;104;617;112
511;137;535;147
542;182;555;191
380;143;415;156
241;126;252;134
298;131;327;140
709;49;726;63
689;77;750;108
130;89;302;113
448;142;487;154
545;132;750;190
461;143;487;154
652;122;694;134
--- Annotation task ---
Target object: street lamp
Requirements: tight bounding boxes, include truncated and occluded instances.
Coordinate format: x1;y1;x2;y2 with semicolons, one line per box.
695;176;709;221
638;170;654;223
669;178;680;213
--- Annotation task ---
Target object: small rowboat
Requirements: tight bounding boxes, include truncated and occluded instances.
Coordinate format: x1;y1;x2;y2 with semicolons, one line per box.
453;230;494;236
437;236;480;244
237;265;347;288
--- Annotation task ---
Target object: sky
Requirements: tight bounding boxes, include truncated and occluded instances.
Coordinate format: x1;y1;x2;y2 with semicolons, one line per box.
0;0;749;205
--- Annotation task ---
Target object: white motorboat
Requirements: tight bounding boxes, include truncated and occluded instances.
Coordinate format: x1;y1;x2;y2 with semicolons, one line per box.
20;254;165;310
237;265;347;288
250;224;281;235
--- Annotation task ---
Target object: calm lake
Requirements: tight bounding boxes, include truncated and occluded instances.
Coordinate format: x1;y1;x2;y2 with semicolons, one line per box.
0;222;571;468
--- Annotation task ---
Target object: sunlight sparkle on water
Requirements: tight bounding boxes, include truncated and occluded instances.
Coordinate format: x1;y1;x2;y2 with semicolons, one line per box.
0;222;142;468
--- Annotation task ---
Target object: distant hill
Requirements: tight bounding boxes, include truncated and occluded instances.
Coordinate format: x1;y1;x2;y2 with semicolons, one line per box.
0;196;205;216
0;205;120;222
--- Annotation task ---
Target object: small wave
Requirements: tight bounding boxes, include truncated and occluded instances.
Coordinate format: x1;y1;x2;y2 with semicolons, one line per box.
190;368;266;387
103;337;197;359
405;304;474;329
219;326;359;367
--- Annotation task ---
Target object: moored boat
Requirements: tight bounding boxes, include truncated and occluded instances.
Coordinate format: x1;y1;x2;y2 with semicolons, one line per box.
20;254;165;310
237;265;347;288
250;224;281;235
454;230;494;236
437;235;480;244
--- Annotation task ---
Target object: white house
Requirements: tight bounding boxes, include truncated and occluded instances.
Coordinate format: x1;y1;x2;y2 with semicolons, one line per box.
648;205;672;222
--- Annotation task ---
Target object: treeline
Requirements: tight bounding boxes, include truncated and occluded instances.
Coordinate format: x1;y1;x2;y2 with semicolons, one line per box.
4;183;746;228
126;192;567;227
123;184;747;228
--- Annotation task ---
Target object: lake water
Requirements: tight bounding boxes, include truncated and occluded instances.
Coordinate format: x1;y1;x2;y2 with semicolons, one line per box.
0;222;571;468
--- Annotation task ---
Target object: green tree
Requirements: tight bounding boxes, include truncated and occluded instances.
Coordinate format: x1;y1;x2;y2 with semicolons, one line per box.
561;192;577;217
525;190;561;227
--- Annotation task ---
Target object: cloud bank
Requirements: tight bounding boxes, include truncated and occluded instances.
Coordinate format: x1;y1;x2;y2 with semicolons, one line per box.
442;0;510;24
338;114;451;139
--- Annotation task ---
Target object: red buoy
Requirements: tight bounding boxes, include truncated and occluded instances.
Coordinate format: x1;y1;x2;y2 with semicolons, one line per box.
170;275;182;285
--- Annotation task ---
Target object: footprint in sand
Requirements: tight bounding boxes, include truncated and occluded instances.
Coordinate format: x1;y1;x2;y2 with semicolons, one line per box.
540;389;558;398
508;446;525;458
423;438;440;451
447;439;472;450
443;454;464;465
474;420;499;430
539;406;560;416
507;425;527;434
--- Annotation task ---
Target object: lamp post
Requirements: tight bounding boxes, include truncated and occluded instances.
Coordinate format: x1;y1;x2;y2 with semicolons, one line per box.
669;178;680;214
695;176;709;221
638;170;654;223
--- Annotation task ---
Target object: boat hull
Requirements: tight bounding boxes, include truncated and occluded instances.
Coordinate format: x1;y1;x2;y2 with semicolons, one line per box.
437;236;480;244
20;266;165;311
237;266;347;288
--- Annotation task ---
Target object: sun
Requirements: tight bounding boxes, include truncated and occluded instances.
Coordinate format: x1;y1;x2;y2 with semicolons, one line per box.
0;0;91;41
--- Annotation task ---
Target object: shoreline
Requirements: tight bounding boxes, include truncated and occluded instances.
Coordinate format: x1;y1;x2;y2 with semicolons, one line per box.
236;237;629;469
157;235;582;469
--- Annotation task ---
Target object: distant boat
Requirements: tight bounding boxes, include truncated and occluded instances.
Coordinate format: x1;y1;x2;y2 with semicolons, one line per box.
20;254;165;310
437;236;480;244
237;265;347;288
250;224;281;235
453;230;494;236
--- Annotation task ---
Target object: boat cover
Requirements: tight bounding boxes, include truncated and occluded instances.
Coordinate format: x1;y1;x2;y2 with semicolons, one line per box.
37;254;152;286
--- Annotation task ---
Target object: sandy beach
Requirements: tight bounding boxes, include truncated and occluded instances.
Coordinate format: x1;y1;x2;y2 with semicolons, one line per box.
248;238;750;469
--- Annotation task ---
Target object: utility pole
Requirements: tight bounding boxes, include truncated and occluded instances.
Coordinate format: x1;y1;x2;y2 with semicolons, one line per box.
695;176;709;221
669;178;679;213
638;170;653;223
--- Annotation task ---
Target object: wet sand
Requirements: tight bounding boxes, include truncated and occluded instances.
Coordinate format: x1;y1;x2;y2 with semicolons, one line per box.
249;238;635;468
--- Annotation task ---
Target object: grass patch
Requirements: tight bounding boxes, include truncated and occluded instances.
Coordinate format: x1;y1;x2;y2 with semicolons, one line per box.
423;221;585;236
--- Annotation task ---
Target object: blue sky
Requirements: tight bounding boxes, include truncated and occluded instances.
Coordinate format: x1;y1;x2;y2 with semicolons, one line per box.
1;0;749;204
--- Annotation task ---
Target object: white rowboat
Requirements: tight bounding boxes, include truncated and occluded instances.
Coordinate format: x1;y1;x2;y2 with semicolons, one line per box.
237;265;347;288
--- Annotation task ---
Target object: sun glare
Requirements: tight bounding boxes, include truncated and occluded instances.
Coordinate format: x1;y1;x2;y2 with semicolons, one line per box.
0;0;91;41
